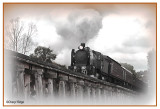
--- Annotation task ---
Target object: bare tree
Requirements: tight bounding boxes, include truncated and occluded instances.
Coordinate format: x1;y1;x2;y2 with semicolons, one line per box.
21;23;37;54
4;17;37;54
5;17;24;51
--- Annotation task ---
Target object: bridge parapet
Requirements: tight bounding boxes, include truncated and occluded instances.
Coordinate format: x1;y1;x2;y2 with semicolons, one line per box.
4;50;137;105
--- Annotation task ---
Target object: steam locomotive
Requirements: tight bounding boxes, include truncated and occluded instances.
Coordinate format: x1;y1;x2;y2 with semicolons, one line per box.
69;43;145;91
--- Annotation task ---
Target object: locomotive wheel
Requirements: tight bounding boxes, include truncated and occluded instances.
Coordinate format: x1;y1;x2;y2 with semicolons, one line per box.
113;79;117;84
98;74;103;80
106;76;111;82
107;77;113;83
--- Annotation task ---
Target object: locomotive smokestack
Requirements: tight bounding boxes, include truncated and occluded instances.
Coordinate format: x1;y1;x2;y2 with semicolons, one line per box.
81;43;85;47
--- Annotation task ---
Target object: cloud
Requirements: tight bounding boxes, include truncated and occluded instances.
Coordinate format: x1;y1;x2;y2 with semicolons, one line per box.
50;9;102;50
114;53;148;71
145;20;154;29
123;36;152;48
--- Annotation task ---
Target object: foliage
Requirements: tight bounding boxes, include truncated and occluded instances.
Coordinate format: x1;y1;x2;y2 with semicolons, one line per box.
146;49;156;86
120;63;136;75
147;49;156;73
30;46;56;63
136;70;148;82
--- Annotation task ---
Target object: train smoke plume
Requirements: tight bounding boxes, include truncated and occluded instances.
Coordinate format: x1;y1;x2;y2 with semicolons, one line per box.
51;9;102;65
52;9;102;50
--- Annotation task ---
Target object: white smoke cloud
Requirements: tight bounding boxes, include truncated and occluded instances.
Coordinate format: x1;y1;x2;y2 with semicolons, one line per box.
50;9;102;49
54;48;71;66
50;9;102;65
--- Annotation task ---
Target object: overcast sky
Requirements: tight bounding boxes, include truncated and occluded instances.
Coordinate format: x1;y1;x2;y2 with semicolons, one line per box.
4;3;156;71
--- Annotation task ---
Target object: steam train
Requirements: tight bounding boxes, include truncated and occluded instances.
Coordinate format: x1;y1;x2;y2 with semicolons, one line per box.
69;43;145;91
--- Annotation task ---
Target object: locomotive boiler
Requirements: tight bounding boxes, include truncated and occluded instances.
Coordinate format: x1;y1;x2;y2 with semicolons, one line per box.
69;43;145;91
